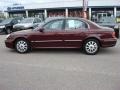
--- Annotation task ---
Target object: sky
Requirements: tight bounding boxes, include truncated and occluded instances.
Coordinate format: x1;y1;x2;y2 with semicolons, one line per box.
0;0;74;6
1;0;118;11
0;0;51;7
0;0;59;9
0;0;76;10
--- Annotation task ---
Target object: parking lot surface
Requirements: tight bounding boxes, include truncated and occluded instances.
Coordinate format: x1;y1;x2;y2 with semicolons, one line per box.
0;35;120;90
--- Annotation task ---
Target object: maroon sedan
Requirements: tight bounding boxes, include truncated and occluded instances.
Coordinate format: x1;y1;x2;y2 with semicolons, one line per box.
5;17;117;55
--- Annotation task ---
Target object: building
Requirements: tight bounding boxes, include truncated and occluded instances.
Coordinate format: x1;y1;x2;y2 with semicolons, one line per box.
0;11;5;18
5;0;120;22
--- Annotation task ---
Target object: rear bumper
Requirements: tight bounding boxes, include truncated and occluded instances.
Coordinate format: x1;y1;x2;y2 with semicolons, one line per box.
101;38;117;47
114;28;119;38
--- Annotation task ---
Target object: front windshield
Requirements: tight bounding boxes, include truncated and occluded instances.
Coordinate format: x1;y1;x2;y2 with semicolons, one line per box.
1;18;13;24
20;18;34;23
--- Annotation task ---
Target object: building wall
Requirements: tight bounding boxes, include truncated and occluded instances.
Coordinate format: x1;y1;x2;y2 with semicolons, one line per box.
6;0;120;22
23;0;120;9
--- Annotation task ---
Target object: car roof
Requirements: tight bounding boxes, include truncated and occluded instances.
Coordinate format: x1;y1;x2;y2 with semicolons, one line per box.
45;17;87;22
46;17;85;20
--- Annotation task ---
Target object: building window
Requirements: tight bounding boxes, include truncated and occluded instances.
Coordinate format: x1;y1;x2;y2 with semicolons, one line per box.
68;9;83;17
48;9;65;17
91;8;114;22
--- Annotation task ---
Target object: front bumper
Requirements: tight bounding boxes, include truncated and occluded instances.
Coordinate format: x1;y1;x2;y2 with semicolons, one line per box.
0;28;5;33
5;39;14;49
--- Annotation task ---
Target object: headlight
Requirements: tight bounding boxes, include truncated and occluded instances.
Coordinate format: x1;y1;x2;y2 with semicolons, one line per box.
6;34;10;39
0;25;5;28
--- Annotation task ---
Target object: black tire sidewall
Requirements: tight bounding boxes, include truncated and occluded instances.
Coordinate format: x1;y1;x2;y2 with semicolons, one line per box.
6;28;11;34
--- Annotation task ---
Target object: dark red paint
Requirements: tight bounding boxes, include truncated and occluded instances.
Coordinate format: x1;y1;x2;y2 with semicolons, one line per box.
5;17;117;50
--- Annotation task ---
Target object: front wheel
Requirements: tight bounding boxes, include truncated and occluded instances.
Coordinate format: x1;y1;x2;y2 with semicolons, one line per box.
83;39;100;55
6;28;12;34
15;39;31;53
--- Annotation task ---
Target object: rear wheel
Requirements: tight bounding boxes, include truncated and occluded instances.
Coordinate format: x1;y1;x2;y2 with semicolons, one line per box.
83;39;100;55
15;39;31;53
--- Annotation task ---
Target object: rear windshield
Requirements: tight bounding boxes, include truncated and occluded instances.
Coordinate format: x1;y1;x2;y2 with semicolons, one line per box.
86;19;102;28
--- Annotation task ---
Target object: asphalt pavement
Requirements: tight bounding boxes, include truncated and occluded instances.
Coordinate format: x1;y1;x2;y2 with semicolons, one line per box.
0;35;120;90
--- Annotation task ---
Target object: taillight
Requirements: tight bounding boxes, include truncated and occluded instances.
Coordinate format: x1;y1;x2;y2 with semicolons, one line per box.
112;32;116;38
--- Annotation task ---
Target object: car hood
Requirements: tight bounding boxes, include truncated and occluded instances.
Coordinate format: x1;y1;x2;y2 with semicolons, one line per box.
12;29;34;35
0;22;8;26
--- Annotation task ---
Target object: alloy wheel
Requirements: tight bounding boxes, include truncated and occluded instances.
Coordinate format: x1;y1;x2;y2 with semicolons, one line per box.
15;39;29;53
84;39;100;55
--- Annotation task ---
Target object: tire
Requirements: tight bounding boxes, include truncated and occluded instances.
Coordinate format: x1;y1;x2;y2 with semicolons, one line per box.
83;39;100;55
114;28;119;38
117;28;119;38
6;28;12;34
15;39;31;53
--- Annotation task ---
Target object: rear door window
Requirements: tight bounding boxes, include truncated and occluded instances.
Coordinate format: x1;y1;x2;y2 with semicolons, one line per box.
65;19;88;30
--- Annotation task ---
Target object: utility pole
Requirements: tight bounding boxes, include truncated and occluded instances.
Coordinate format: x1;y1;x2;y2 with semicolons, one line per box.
83;0;88;19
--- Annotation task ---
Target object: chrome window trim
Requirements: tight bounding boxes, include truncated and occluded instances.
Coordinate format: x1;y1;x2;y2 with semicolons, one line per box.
31;40;82;43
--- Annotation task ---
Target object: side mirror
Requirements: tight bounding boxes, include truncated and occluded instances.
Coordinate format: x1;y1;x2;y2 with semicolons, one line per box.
39;28;44;32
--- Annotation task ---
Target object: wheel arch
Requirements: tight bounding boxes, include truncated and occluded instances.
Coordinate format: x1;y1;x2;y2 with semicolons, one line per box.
82;37;102;47
13;37;31;48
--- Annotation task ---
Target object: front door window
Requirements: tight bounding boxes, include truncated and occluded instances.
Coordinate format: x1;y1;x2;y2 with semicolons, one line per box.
44;20;64;32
